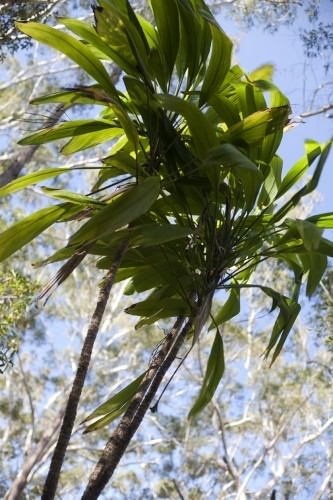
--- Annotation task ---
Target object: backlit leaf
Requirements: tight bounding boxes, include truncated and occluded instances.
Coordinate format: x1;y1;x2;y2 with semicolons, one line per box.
0;168;75;196
209;288;240;329
189;330;224;418
82;372;146;432
18;120;120;146
307;213;333;228
16;22;117;96
200;22;232;105
0;205;76;262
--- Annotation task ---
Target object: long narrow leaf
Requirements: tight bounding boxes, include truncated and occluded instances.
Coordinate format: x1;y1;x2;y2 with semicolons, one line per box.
200;22;232;105
18;120;120;146
16;22;117;96
0;204;75;262
189;330;225;418
0;168;75;196
82;372;146;432
69;177;160;245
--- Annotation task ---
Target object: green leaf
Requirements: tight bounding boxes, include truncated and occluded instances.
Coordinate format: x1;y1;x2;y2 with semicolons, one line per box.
16;22;117;96
307;213;333;228
150;0;179;77
209;94;240;127
251;79;289;108
95;223;191;252
188;330;224;418
125;297;190;318
317;237;333;257
92;3;138;76
258;154;283;207
205;143;263;209
265;302;301;365
175;0;202;87
62;128;124;155
129;267;187;295
98;0;151;80
301;252;327;297
200;22;232;105
272;140;332;223
293;220;323;251
158;94;218;157
40;187;105;207
128;223;192;247
58;17;130;66
18;120;120;146
123;266;164;293
0;168;76;196
31;88;103;106
0;205;73;262
232;81;258;117
221;106;289;145
82;372;146;432
69;177;160;245
209;288;240;329
249;64;274;81
276;140;322;198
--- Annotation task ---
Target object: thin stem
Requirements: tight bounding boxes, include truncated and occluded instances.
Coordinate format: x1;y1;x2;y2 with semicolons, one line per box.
41;240;128;500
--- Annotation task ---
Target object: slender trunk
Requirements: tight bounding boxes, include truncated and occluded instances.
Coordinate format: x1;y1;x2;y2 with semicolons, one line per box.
81;314;196;499
0;105;64;188
5;410;64;500
42;241;128;500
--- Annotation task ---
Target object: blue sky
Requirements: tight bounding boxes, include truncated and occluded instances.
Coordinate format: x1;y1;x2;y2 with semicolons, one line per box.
218;7;333;214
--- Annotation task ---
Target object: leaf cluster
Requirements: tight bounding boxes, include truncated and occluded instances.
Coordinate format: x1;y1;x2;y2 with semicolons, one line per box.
0;0;332;421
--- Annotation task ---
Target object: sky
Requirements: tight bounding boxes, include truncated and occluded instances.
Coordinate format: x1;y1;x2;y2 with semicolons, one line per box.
218;5;333;214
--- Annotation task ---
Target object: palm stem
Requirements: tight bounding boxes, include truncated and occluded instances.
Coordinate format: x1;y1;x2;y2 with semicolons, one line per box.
42;240;128;500
81;314;196;499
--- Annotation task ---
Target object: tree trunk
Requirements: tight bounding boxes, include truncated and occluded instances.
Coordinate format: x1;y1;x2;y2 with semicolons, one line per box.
0;105;65;188
41;241;128;500
81;314;195;499
5;410;64;500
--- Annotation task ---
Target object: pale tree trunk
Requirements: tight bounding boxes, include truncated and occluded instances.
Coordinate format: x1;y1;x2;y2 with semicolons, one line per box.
5;410;64;500
81;313;196;499
41;241;128;500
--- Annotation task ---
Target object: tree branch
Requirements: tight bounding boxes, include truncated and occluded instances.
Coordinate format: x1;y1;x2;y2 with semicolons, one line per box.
212;399;240;488
300;103;333;118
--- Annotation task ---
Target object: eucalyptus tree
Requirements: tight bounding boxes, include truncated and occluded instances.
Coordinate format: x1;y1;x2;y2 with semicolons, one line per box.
0;0;332;498
0;270;37;372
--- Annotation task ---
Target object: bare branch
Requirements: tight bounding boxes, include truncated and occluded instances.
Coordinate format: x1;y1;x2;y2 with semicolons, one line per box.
212;399;240;488
300;103;333;118
314;464;333;500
